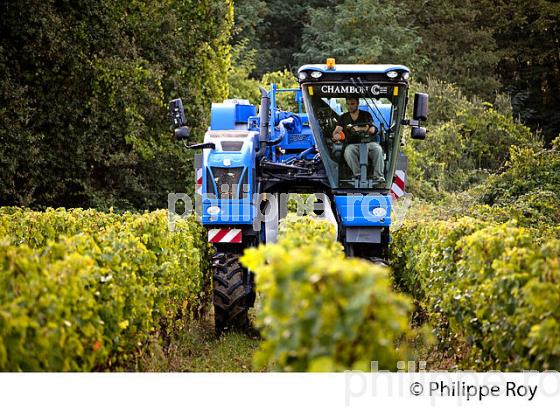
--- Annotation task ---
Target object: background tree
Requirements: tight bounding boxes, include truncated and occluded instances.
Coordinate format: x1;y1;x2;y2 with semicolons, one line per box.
232;0;267;44
296;0;421;68
233;0;336;76
491;0;560;145
0;0;233;209
399;0;502;100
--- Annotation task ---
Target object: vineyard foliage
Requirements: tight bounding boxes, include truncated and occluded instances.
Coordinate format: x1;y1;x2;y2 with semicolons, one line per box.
475;138;560;212
241;216;431;372
404;79;538;198
391;141;560;370
0;208;210;371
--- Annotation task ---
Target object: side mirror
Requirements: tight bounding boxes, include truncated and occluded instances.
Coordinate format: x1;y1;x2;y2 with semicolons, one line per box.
174;126;191;140
169;98;190;140
169;98;186;128
411;126;427;140
413;93;428;121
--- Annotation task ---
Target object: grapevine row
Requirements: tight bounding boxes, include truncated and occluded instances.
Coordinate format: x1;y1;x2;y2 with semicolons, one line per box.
0;208;210;371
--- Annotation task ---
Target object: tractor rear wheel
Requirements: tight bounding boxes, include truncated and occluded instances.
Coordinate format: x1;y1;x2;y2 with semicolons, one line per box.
212;252;254;335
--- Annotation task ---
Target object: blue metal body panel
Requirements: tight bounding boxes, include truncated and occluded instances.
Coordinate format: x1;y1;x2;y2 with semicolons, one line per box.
201;130;257;224
210;102;256;130
236;105;257;123
334;195;392;227
202;200;256;224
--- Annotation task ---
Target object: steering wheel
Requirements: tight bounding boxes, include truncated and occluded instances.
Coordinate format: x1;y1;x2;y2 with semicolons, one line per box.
344;122;377;143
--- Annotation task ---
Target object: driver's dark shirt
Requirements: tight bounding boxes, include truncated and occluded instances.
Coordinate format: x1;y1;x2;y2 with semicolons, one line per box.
338;110;374;144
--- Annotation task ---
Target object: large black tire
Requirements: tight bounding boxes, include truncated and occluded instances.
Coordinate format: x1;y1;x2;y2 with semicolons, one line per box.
212;252;254;334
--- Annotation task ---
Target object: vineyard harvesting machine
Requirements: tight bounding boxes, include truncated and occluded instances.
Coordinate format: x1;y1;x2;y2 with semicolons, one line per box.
169;59;428;333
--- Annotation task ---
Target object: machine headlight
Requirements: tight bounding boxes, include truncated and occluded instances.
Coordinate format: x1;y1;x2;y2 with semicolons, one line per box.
207;206;221;215
310;71;323;79
371;207;387;217
298;72;308;81
386;70;398;79
402;72;410;81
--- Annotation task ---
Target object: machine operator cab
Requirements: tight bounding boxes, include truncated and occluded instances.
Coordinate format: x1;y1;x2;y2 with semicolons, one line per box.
298;59;427;191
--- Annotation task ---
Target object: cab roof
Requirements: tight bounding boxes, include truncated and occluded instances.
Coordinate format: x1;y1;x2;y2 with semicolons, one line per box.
298;64;410;74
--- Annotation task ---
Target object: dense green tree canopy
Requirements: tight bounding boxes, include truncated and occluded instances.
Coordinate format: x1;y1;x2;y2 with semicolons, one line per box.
399;0;501;99
233;0;336;76
491;0;560;144
0;0;233;209
296;0;421;67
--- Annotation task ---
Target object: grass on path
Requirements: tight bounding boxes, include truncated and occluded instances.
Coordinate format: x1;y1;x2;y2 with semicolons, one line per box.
136;319;260;372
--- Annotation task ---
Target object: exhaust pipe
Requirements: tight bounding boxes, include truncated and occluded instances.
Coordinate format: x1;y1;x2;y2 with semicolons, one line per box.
256;86;270;158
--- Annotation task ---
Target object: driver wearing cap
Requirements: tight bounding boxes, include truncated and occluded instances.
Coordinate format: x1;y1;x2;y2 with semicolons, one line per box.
332;97;385;183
